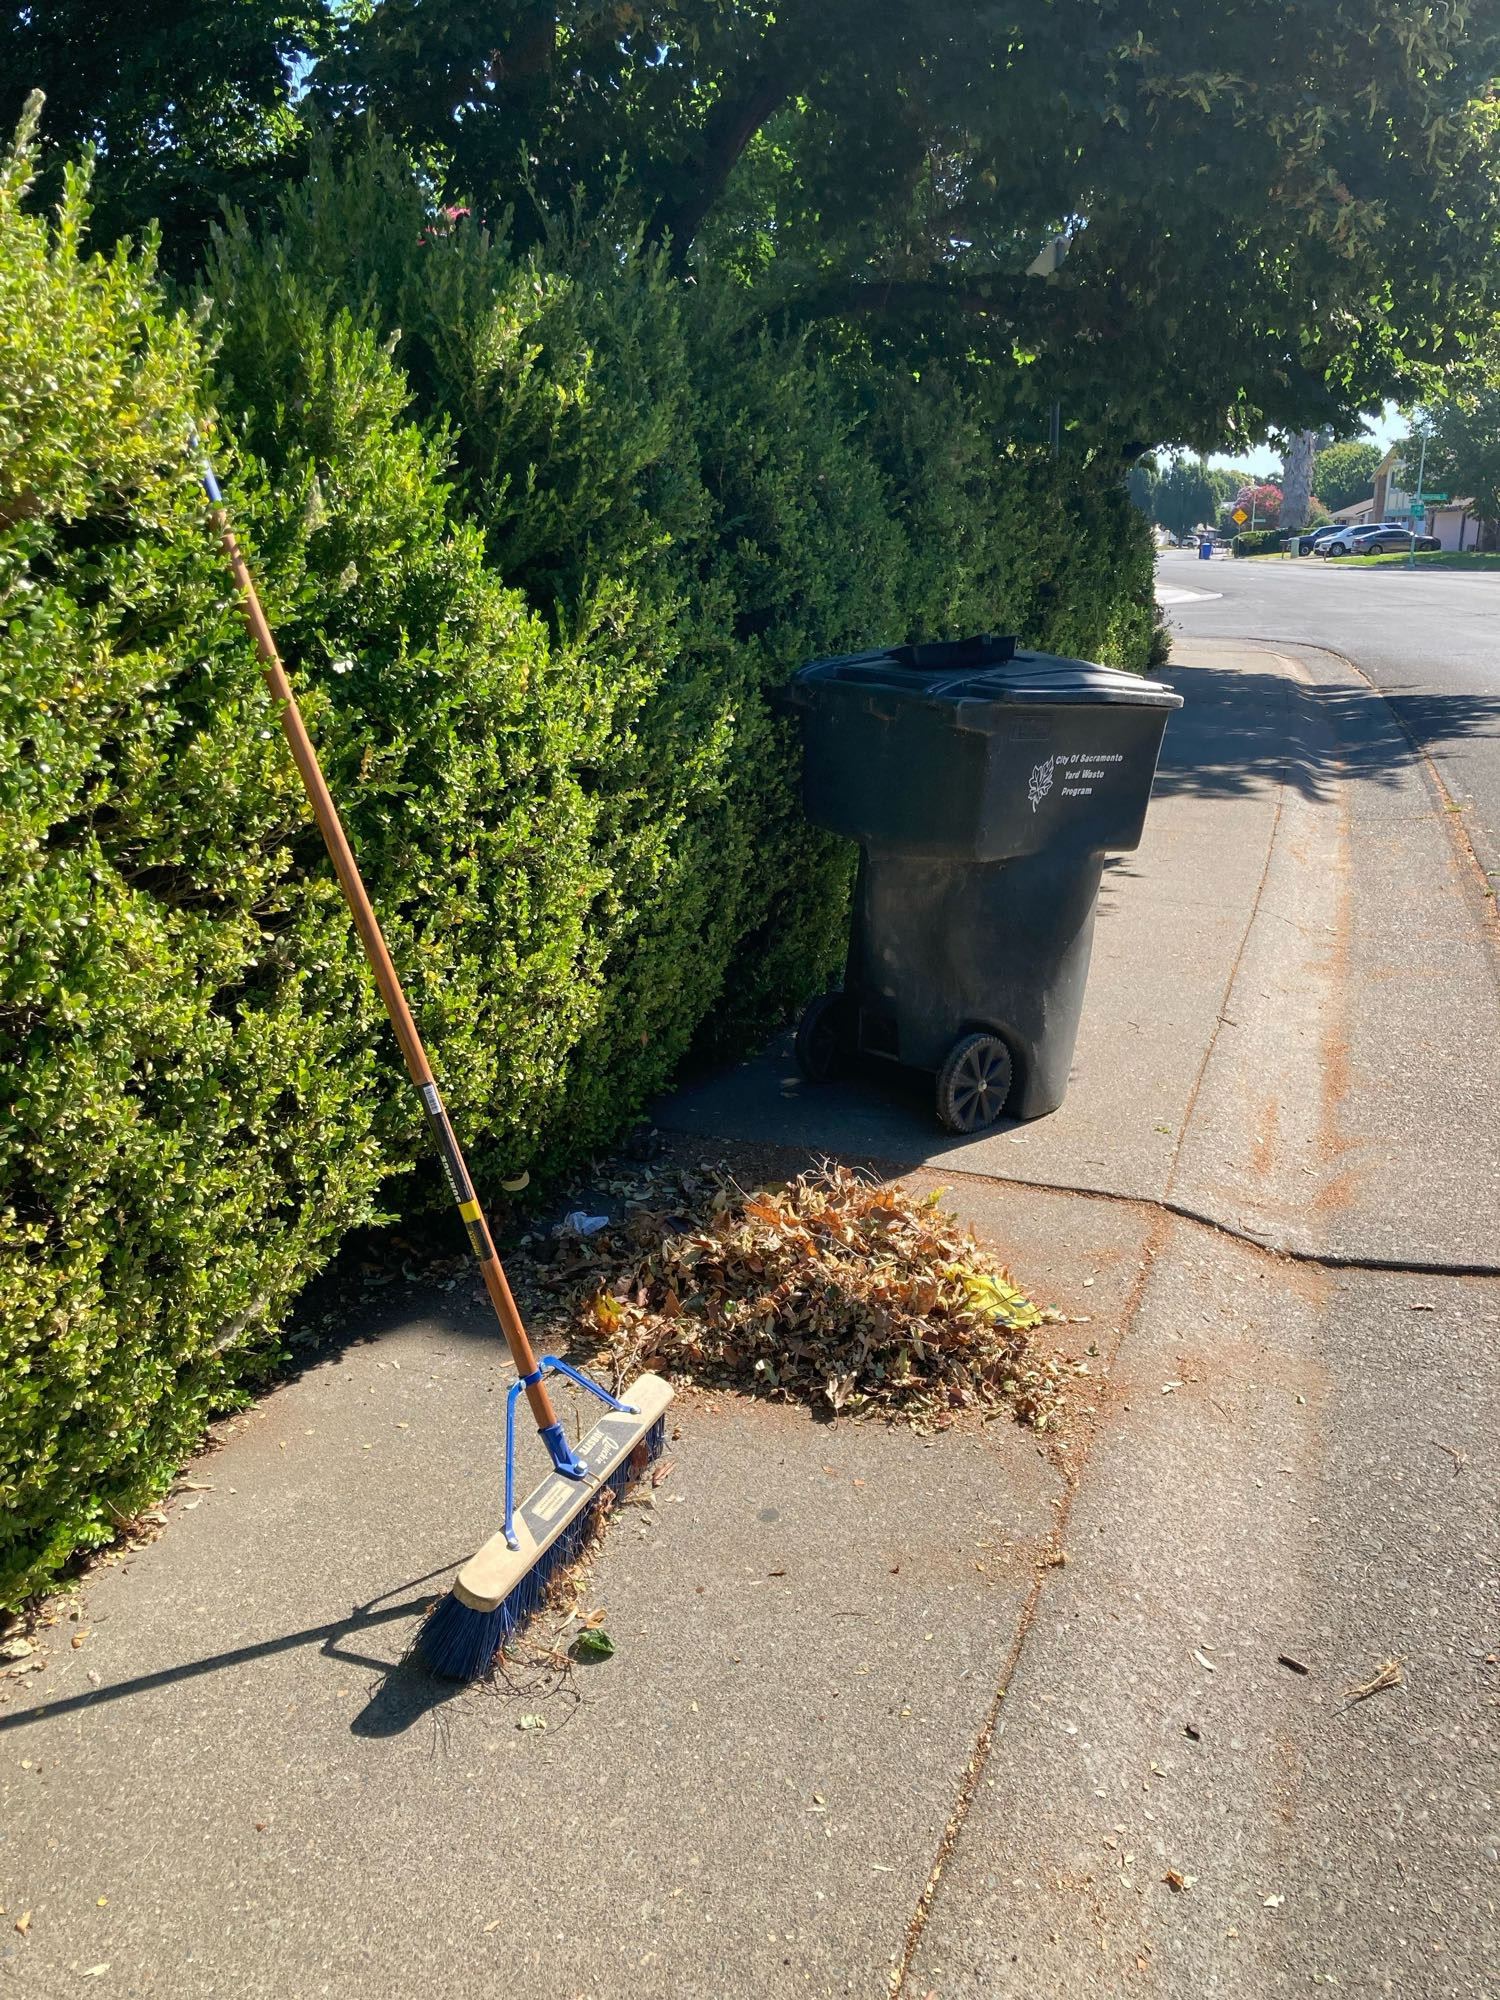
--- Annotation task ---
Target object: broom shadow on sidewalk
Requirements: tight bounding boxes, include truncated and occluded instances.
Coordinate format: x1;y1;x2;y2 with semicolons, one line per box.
0;1566;468;1742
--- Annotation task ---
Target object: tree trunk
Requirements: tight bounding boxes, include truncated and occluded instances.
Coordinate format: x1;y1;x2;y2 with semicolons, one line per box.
1280;429;1317;530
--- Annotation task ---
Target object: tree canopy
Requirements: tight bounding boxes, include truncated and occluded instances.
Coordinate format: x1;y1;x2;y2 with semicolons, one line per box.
9;0;1500;453
316;0;1500;452
4;1;333;254
1129;455;1223;540
1232;482;1284;529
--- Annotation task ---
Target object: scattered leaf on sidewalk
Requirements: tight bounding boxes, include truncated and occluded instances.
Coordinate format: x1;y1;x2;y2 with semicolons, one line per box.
516;1713;548;1730
590;1291;624;1332
1344;1658;1404;1704
14;1912;30;1934
570;1629;616;1663
0;1637;34;1661
1264;1893;1285;1908
1162;1869;1189;1891
81;1966;110;1978
1408;1302;1437;1312
1277;1654;1311;1676
1193;1649;1217;1673
1430;1440;1467;1475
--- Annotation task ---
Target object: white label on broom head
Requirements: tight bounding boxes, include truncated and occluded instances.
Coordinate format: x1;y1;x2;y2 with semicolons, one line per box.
517;1407;644;1545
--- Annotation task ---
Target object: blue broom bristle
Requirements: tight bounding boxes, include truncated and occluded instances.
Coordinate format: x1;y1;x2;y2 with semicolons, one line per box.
416;1413;666;1681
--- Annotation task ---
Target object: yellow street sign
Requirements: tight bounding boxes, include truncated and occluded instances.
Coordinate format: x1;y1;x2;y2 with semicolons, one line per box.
1231;507;1249;525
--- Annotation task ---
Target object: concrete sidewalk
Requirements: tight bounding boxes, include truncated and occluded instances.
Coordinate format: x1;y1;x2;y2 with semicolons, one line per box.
3;639;1497;1998
662;641;1500;1267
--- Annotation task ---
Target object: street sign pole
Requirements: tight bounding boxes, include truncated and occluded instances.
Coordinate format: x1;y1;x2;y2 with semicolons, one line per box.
1410;426;1428;569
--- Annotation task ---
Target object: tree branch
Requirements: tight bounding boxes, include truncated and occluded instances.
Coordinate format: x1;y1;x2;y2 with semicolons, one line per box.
772;274;1042;326
646;66;794;274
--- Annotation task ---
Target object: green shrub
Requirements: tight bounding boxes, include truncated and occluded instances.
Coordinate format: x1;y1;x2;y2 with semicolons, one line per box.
0;126;581;1602
1233;528;1285;557
1;128;1154;1606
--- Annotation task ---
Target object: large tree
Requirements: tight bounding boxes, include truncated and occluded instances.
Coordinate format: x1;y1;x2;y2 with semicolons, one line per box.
1414;386;1500;543
10;0;1500;453
313;0;1500;451
1136;456;1221;541
1313;440;1383;513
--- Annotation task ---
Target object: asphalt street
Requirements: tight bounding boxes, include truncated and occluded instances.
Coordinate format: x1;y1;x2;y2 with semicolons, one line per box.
1157;548;1500;888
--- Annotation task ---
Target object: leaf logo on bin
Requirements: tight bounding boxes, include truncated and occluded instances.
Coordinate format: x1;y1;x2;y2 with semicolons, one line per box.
1027;756;1056;813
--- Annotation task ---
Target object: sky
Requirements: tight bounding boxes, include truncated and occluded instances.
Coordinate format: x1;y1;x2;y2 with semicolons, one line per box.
1205;403;1403;478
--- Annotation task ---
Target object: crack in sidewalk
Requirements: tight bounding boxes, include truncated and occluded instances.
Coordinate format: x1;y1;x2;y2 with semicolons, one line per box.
888;1208;1171;1998
927;1163;1500;1281
889;641;1500;1987
1158;660;1296;1213
885;1157;1499;1992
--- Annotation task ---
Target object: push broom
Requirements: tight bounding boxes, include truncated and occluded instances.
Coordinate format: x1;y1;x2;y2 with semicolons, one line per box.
197;445;671;1680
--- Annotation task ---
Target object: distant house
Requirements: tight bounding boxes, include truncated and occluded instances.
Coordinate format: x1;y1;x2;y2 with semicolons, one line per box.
1330;446;1479;551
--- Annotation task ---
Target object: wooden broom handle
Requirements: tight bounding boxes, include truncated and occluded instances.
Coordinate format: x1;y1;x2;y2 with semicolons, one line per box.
205;483;559;1431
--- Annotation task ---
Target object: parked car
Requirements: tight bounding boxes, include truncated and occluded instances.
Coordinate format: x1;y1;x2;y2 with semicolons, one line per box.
1287;525;1342;556
1320;523;1441;557
1318;525;1383;556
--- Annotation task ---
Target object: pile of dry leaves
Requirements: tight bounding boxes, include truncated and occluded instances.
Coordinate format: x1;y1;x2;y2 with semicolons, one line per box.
556;1164;1069;1431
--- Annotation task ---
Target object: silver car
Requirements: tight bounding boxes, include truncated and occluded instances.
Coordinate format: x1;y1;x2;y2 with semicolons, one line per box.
1320;523;1439;557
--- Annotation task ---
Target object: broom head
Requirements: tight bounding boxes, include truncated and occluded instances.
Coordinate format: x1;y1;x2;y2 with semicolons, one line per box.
417;1371;673;1678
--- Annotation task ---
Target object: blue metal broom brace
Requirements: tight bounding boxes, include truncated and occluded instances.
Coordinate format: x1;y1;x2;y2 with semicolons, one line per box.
198;445;671;1676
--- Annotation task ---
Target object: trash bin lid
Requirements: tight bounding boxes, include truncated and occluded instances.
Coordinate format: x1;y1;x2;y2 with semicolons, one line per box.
791;634;1181;710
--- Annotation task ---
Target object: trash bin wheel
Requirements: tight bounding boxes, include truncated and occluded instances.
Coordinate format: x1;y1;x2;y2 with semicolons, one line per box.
936;1032;1014;1134
794;991;856;1083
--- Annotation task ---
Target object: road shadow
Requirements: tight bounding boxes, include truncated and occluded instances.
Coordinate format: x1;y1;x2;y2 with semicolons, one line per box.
1364;683;1500;771
1151;661;1500;804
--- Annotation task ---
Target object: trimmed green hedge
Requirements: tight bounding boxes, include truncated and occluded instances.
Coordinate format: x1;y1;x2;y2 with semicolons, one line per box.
1;129;1153;1606
1233;528;1285;557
